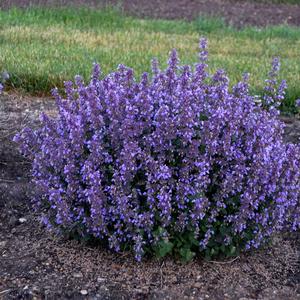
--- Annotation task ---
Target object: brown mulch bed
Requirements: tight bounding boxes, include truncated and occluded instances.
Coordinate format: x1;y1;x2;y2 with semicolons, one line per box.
0;93;299;299
1;2;300;299
1;0;300;28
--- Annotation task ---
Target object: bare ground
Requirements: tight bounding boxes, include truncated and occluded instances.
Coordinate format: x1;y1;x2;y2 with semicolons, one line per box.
0;1;300;299
0;93;299;299
1;0;300;28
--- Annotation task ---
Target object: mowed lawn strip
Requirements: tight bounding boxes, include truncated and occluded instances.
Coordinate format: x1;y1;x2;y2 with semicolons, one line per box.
0;7;300;110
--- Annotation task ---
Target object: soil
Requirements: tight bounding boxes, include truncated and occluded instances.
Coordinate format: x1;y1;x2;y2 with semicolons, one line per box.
1;0;300;28
0;93;299;299
0;1;300;299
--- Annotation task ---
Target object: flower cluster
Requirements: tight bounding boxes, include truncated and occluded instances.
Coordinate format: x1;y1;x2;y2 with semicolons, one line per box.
14;39;300;261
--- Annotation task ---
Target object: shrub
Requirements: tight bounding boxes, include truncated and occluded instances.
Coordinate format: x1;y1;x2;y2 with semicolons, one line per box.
14;39;300;261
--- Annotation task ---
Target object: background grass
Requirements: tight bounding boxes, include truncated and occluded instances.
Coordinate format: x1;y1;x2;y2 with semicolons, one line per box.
0;7;300;111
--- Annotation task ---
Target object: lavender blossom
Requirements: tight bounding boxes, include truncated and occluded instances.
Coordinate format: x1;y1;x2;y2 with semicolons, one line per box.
14;40;300;260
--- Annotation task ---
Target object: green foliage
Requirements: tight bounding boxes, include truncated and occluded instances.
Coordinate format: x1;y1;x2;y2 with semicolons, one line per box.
151;227;197;262
194;15;227;33
148;193;271;262
150;224;244;262
0;7;299;111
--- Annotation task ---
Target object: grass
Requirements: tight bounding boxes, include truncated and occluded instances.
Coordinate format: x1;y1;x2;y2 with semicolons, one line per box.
0;7;300;111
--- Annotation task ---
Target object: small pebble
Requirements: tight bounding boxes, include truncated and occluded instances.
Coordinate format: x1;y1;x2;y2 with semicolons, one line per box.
73;272;83;278
193;282;202;289
19;217;27;223
0;241;7;247
80;290;88;295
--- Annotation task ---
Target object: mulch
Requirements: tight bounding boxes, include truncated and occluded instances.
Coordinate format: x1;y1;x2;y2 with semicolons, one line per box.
1;0;300;28
0;93;299;299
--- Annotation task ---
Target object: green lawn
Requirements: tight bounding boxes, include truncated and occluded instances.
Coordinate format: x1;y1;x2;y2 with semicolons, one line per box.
0;7;300;111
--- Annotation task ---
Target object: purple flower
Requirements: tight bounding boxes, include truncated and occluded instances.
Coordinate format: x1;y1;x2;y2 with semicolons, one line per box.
14;39;300;261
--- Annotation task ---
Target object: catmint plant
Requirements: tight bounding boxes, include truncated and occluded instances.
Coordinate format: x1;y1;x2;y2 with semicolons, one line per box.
14;39;300;261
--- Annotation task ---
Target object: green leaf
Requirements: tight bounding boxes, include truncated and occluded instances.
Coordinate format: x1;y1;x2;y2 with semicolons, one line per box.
155;240;174;258
187;232;198;246
199;144;206;154
220;244;226;253
200;113;208;121
179;247;195;262
228;245;237;257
